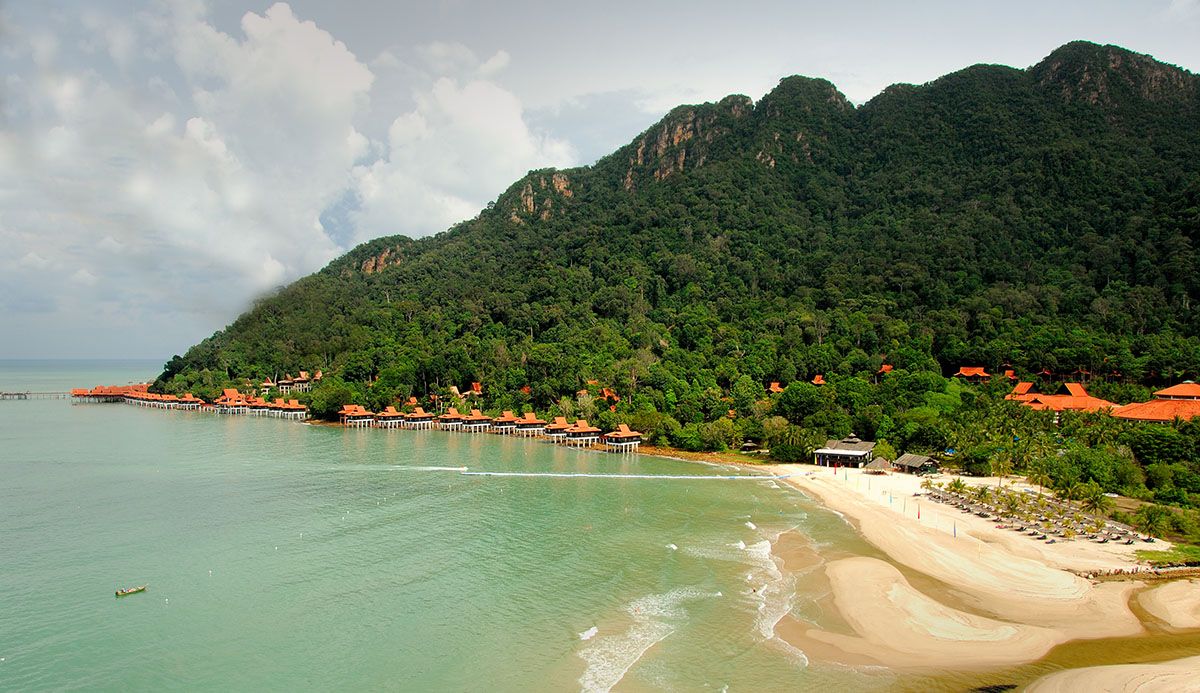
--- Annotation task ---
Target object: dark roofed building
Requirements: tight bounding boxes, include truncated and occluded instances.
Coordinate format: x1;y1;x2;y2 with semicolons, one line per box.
813;435;875;468
893;453;938;474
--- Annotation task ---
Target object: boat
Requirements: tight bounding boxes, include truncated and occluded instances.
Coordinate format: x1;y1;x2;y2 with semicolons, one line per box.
115;585;148;597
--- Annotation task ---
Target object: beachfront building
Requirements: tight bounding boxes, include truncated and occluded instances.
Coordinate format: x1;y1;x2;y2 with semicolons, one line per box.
462;409;493;433
893;453;938;474
605;424;643;452
564;420;601;447
954;366;991;383
514;412;547;437
338;404;375;428
403;407;435;430
491;410;520;435
438;407;465;430
813;435;876;468
545;416;571;442
1112;382;1200;422
375;406;405;428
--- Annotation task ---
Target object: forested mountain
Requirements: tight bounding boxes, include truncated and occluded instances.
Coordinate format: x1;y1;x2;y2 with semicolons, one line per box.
161;41;1200;422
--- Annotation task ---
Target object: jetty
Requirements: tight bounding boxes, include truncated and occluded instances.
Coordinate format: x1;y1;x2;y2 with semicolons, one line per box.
1;391;70;400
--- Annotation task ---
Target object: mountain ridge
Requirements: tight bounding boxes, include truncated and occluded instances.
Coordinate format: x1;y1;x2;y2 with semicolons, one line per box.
160;41;1200;427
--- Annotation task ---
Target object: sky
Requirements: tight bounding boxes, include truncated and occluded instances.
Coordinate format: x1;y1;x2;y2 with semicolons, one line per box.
2;1;1198;361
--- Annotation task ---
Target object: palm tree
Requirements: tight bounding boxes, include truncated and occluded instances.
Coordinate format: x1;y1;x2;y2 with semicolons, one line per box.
948;478;967;496
972;485;992;506
1026;466;1052;499
1080;489;1114;521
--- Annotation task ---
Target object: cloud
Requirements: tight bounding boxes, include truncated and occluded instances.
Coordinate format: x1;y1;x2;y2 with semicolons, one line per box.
0;2;579;357
350;74;575;242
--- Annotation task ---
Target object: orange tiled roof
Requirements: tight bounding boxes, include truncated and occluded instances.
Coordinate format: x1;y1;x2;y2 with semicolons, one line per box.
546;416;571;431
607;424;643;440
438;407;463;420
768;381;784;394
811;374;826;385
955;366;991;378
1113;398;1200;422
1022;383;1116;413
493;410;520;424
1155;382;1200;400
567;419;600;434
877;364;893;375
518;412;546;425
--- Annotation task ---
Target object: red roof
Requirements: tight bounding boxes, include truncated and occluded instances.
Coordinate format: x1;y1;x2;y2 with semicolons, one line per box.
811;374;826;386
955;367;991;378
768;381;784;394
607;424;643;440
518;412;546;425
1019;383;1115;413
1154;382;1200;400
546;417;571;432
567;419;600;434
1113;398;1200;422
877;364;893;375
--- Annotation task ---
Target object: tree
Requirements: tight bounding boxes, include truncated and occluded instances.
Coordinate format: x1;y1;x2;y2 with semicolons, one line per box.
776;382;823;425
873;439;897;463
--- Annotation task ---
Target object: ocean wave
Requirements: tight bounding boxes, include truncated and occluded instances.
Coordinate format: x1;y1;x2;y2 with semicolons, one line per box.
577;587;719;693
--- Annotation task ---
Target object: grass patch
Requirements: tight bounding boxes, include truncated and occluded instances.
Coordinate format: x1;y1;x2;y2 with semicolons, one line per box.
1136;544;1200;566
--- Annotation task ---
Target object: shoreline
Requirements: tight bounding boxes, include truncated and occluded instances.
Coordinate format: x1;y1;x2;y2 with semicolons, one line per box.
634;447;1200;682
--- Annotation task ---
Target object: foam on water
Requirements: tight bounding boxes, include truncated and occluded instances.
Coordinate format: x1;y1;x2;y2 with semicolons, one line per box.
577;587;719;693
745;521;758;530
579;626;598;641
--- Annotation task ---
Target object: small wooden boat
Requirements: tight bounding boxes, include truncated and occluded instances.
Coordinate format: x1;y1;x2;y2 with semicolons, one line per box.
115;585;148;597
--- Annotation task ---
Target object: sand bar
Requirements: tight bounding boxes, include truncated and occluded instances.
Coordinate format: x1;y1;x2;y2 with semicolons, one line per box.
1026;654;1200;692
1138;579;1200;629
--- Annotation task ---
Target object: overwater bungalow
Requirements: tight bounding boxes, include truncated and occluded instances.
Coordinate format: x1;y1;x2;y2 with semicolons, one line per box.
404;407;435;430
564;420;601;447
375;406;405;428
247;396;271;416
177;393;204;410
338;404;375;428
281;399;308;420
514;412;547;437
605;424;643;452
491;410;520;435
544;416;571;442
214;388;248;415
462;409;493;433
438;407;465;430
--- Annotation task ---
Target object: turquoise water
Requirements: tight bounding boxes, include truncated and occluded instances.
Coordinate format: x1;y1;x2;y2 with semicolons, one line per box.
0;361;890;691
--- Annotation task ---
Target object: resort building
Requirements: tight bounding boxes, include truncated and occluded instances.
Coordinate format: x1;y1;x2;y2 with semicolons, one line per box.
292;371;312;393
437;407;465;430
403;407;435;430
491;410;520;435
514;412;547;437
260;378;274;396
338;404;375;428
375;406;405;428
813;435;876;468
605;424;643;452
277;375;295;395
768;381;785;394
462;409;493;433
214;389;248;415
278;399;308;420
893;453;938;474
873;364;893;384
178;393;205;410
954;366;991;383
1112;382;1200;422
564;419;602;447
247;397;271;416
544;416;572;442
811;374;826;386
1007;382;1116;414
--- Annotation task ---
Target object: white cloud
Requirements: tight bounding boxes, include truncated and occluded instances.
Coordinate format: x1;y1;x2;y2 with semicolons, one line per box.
350;74;575;242
0;2;579;357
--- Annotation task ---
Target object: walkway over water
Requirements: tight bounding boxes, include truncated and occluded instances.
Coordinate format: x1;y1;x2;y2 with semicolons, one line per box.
0;391;69;400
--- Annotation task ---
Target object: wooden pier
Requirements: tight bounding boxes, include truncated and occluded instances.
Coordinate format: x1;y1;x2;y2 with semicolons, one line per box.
1;391;70;400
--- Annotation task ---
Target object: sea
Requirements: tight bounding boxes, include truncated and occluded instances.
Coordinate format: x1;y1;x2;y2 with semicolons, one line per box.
0;360;978;691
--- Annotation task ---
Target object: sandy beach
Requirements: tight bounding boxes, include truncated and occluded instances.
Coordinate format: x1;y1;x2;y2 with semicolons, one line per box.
1138;579;1200;629
1025;655;1200;692
751;462;1200;676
